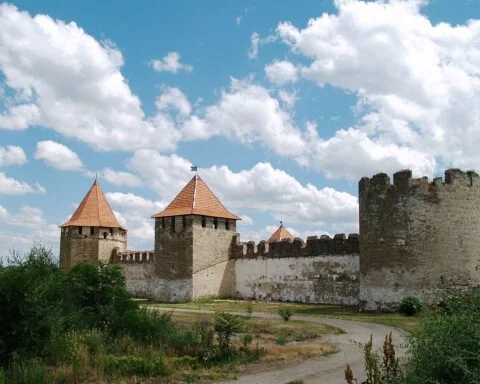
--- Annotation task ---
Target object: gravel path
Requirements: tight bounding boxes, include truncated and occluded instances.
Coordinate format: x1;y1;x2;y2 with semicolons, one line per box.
150;307;408;384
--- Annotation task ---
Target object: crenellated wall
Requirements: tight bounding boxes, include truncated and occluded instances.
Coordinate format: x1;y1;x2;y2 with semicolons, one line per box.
111;250;156;299
231;233;359;259
231;234;360;305
359;169;480;310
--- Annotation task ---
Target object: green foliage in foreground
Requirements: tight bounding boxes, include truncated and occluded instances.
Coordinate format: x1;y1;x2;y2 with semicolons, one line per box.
0;245;263;383
403;293;480;384
346;293;480;384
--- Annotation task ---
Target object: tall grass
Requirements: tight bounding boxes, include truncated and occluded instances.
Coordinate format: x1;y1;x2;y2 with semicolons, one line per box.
0;245;263;383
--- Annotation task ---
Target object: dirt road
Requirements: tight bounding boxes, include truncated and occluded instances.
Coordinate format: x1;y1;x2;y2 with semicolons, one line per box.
150;307;407;384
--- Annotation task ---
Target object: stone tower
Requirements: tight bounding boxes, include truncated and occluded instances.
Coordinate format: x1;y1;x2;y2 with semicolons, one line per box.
359;169;480;310
151;174;240;302
59;179;127;268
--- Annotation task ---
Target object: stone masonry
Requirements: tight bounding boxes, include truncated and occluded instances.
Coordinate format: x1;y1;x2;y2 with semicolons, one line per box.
359;169;480;310
62;168;480;310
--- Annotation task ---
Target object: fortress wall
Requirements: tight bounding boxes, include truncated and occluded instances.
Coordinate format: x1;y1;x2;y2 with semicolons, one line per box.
359;169;480;310
112;250;156;299
231;234;360;305
113;250;194;302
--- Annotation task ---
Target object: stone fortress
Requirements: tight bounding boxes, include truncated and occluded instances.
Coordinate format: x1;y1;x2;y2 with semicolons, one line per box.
59;168;480;311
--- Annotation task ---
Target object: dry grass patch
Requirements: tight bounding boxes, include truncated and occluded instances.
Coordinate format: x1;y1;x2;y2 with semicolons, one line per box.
146;300;421;333
166;310;340;374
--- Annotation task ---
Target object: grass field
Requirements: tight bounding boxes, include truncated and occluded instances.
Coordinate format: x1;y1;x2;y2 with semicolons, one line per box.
145;299;422;333
165;311;341;382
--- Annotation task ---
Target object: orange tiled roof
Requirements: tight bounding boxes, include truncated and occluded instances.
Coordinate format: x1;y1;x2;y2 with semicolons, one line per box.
60;179;125;229
268;223;294;242
152;175;240;220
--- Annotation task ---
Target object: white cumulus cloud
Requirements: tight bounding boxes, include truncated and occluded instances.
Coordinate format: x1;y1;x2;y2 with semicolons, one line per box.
0;4;181;151
150;52;193;73
34;140;83;171
0;172;45;195
275;0;480;173
126;151;359;231
0;145;27;166
265;60;298;85
95;169;143;187
156;87;191;117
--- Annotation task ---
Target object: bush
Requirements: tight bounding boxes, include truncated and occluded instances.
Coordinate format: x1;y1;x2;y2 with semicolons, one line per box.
278;306;293;321
438;292;480;315
404;294;480;383
103;354;168;377
398;297;423;316
245;302;253;319
214;312;243;358
0;245;62;364
275;332;287;345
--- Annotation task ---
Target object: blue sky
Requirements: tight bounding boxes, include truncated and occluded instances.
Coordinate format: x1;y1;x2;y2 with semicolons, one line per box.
1;0;479;256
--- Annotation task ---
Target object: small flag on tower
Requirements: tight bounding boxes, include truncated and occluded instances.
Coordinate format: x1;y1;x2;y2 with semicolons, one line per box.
190;166;198;172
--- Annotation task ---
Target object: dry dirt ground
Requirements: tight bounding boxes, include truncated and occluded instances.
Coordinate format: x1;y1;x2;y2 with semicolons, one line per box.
151;307;408;384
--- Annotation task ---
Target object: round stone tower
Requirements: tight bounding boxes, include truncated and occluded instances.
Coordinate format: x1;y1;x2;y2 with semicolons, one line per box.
59;179;127;268
359;169;480;310
151;174;240;302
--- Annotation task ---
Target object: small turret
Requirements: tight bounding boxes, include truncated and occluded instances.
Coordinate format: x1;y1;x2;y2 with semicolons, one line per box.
59;179;127;268
267;221;294;243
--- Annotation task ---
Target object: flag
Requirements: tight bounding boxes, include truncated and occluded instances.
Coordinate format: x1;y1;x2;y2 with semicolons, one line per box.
190;166;198;172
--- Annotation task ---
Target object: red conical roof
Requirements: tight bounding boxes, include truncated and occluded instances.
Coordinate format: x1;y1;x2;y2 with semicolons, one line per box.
152;175;240;220
268;222;294;242
60;179;124;229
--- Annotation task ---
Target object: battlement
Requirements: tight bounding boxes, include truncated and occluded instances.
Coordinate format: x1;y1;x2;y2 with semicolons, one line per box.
111;249;155;263
231;233;359;259
360;169;480;199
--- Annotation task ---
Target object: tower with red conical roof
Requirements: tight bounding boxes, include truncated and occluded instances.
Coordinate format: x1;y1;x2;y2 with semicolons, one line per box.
151;174;240;302
59;179;127;268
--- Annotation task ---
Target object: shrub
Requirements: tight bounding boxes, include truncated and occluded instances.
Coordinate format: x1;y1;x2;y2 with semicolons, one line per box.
246;302;253;319
275;332;287;345
214;312;243;358
117;309;173;343
437;292;480;315
278;306;293;321
103;354;168;377
398;297;423;316
404;294;480;383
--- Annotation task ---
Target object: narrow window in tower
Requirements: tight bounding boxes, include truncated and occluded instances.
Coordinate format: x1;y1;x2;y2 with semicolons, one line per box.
103;232;107;239
202;216;206;228
90;227;94;235
162;218;165;229
79;226;82;235
182;215;186;229
110;228;113;236
214;218;218;229
225;220;230;230
171;217;175;233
